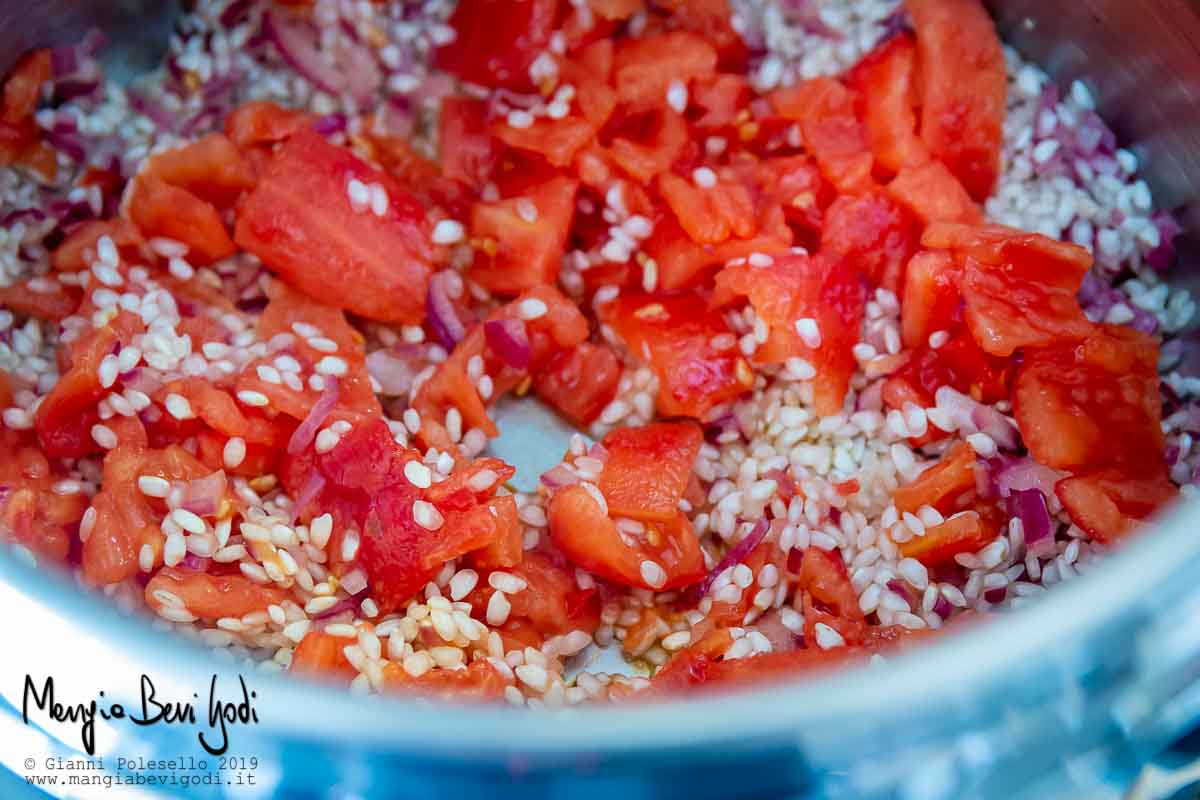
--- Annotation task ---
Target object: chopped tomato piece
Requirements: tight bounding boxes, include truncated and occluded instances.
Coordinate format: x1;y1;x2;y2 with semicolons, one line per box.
505;550;601;635
0;438;87;561
820;190;918;292
0;50;50;166
1013;325;1165;477
467;495;524;570
907;0;1006;199
0;278;80;321
658;170;756;245
612;31;717;106
52;218;144;273
438;97;499;189
234;129;433;323
139;133;255;207
435;0;558;91
922;223;1094;356
597;421;703;523
289;631;357;683
900;250;960;349
890;328;1011;407
712;253;865;415
649;630;868;694
662;0;748;71
548;484;704;590
532;342;622;426
897;508;1002;567
35;311;143;458
602;105;689;183
771;77;873;194
126;176;236;264
849;33;929;174
887;160;982;226
892;441;978;516
84;444;220;585
795;546;864;636
470;175;579;294
224;101;315;148
1056;471;1178;543
145;568;289;620
381;658;508;702
605;292;753;419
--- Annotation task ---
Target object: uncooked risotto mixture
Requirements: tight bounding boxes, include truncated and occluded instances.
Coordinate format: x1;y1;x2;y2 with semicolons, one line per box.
0;0;1195;703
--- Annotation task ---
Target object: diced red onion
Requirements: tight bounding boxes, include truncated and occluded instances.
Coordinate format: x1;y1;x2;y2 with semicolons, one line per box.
540;464;580;490
1008;488;1055;556
932;595;952;619
339;568;368;596
128;91;179;132
856;380;884;411
219;0;253;28
886;579;915;606
263;10;346;96
287;377;340;455
1;208;46;226
332;37;382;105
54;79;100;101
990;457;1065;498
313;595;361;620
312;113;348;135
780;0;844;38
786;546;804;574
695;517;770;598
764;467;797;501
969;406;1020;451
180;553;208;571
751;610;799;653
365;349;417;396
484;319;531;370
1146;210;1183;273
426;273;466;348
587;442;609;462
983;588;1007;604
290;472;327;524
180;471;227;516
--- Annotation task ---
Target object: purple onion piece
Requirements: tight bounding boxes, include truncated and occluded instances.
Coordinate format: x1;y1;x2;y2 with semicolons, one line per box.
484;319;531;370
1008;488;1054;554
426;275;466;349
287;377;340;455
694;518;771;599
263;9;346;96
932;596;953;619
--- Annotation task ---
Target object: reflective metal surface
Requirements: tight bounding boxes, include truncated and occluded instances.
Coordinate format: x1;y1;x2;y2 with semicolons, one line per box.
3;1;1200;798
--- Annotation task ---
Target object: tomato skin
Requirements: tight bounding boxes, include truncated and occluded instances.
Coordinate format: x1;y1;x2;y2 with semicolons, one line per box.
1056;471;1177;543
605;292;753;420
532;342;622;426
1014;325;1165;478
234;129;433;323
908;0;1006;200
435;0;558;92
548;484;704;590
820;190;918;292
897;508;1002;567
470;176;579;294
597;422;703;523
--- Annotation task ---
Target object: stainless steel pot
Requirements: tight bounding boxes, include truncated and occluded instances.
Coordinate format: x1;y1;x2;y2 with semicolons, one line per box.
2;2;1200;798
